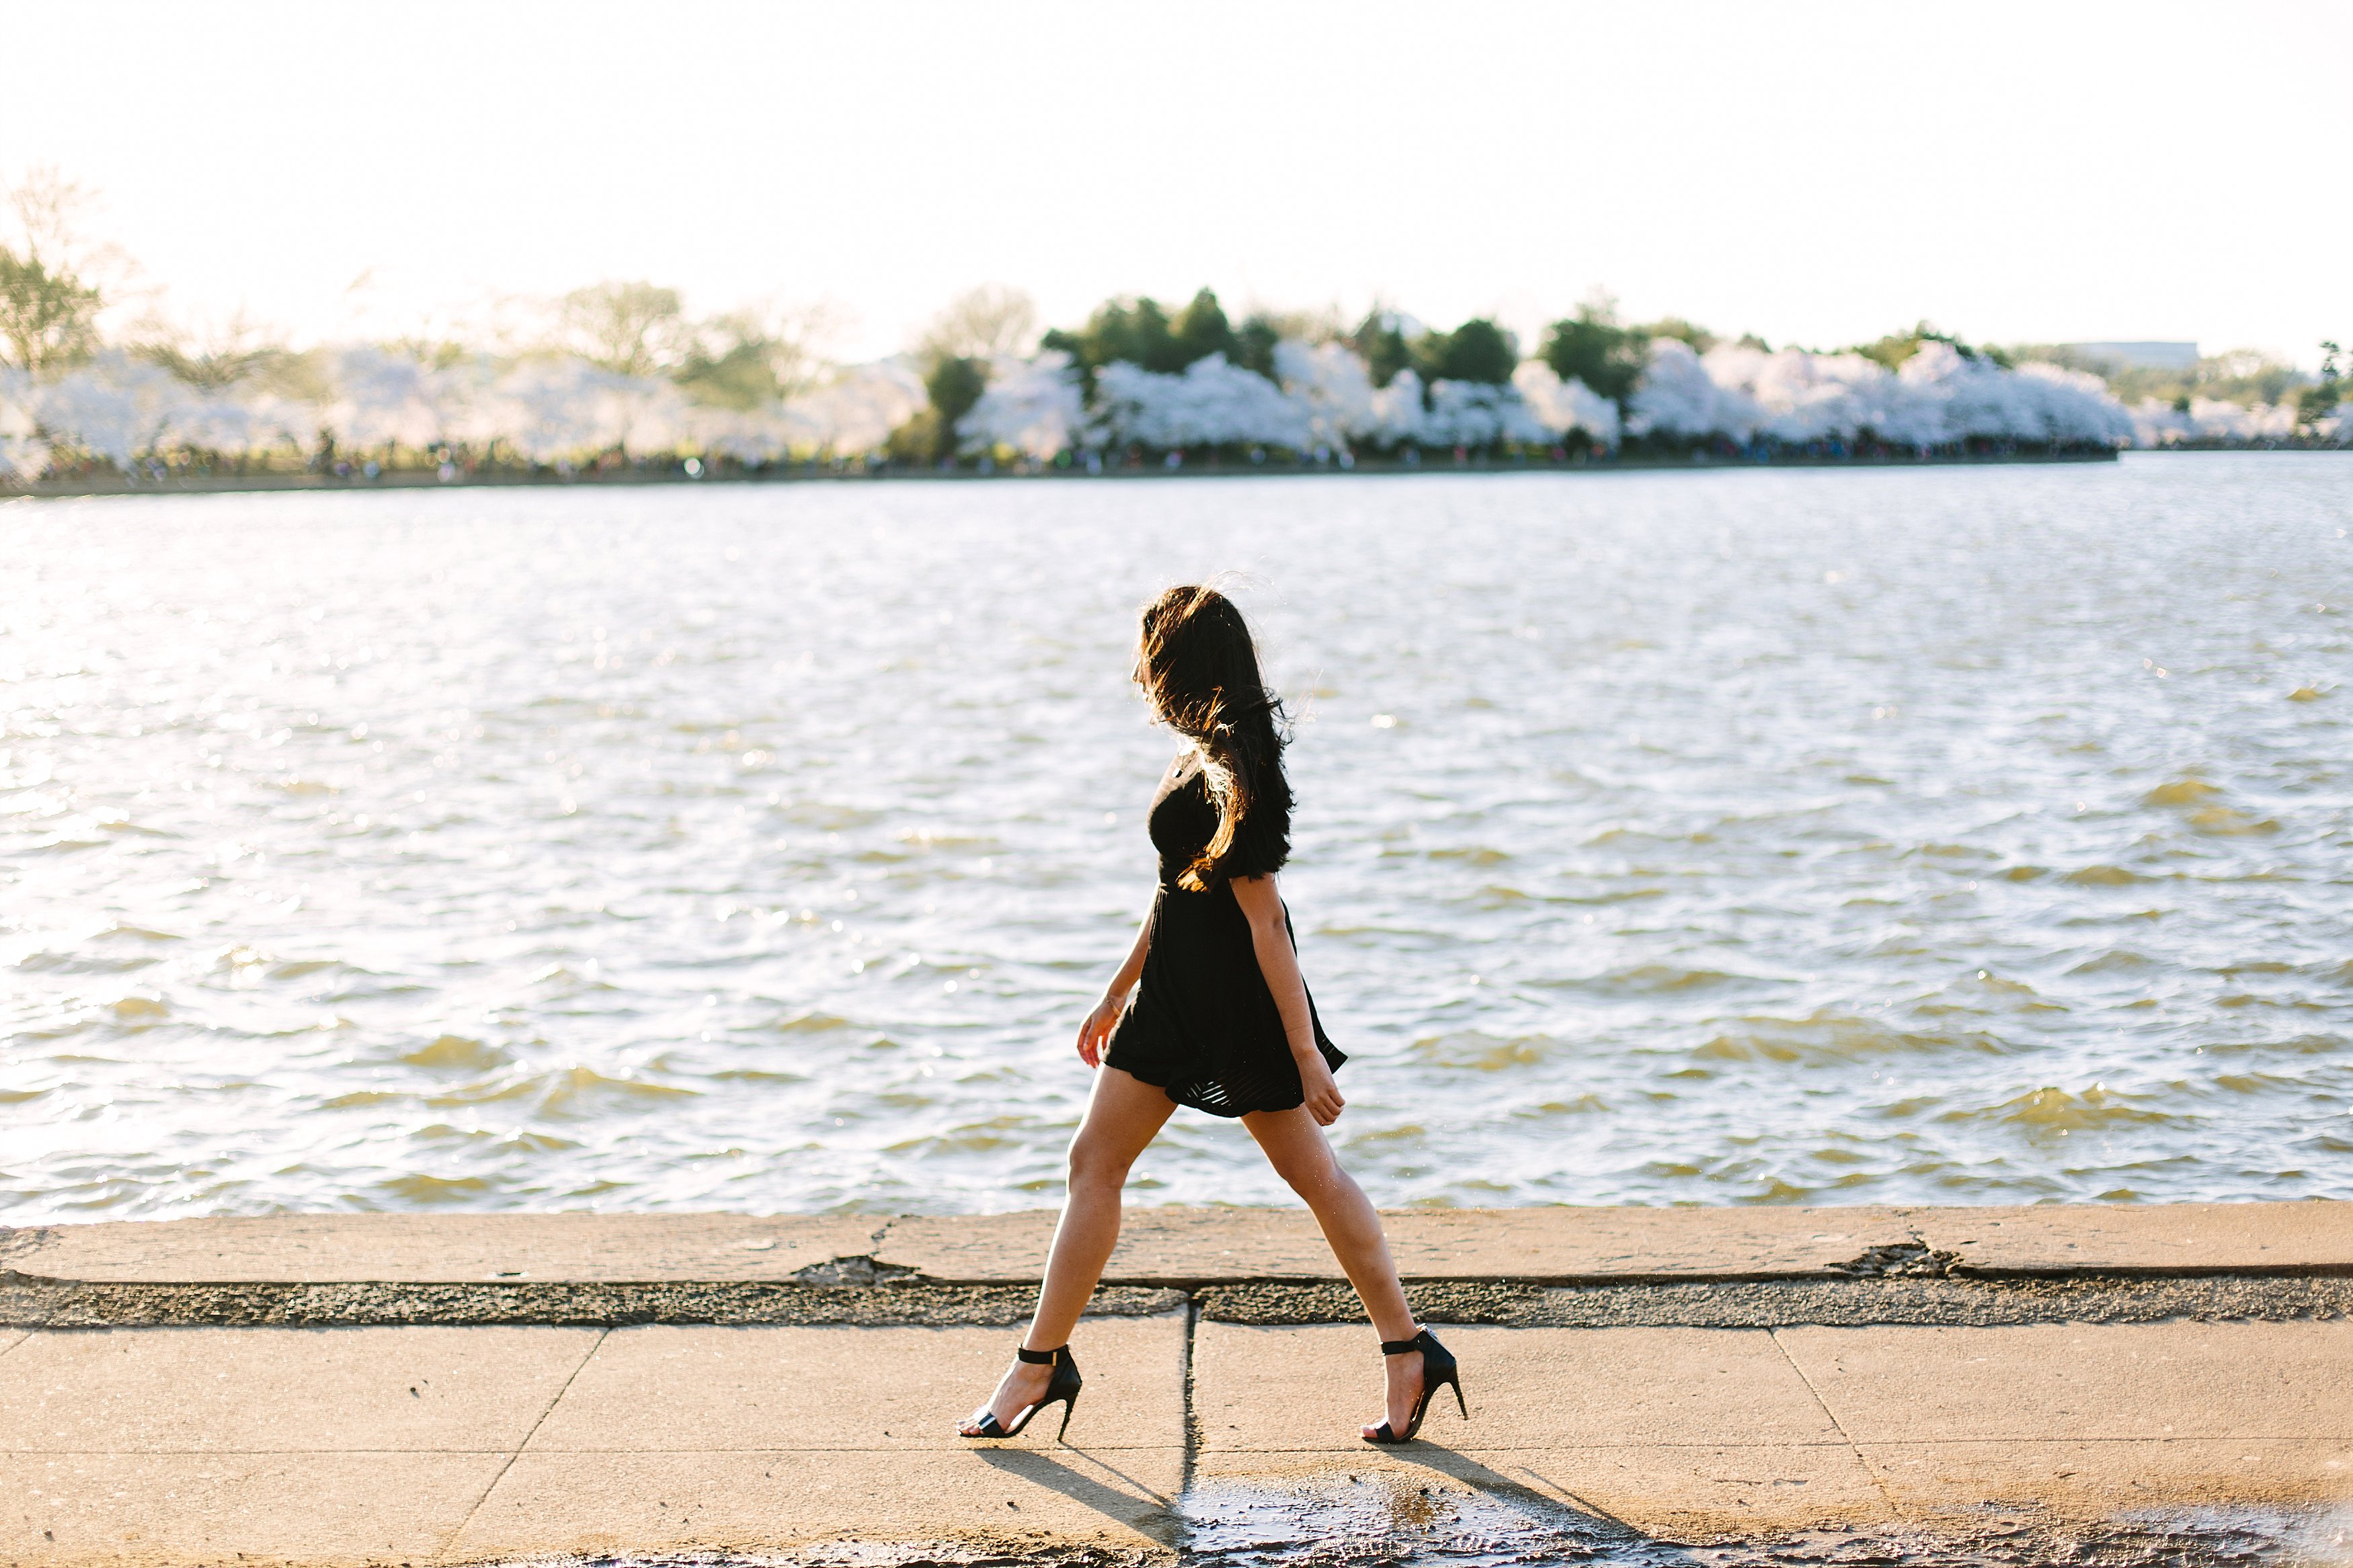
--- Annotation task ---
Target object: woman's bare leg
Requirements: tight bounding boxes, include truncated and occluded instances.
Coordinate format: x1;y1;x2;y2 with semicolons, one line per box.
1243;1107;1427;1439
959;1065;1174;1436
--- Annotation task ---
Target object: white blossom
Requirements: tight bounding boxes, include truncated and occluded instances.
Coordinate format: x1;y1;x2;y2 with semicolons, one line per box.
957;350;1083;459
1421;379;1552;448
0;368;50;477
1511;362;1621;447
780;360;926;458
1628;339;1762;442
1088;354;1308;450
1274;339;1380;452
0;319;2202;483
2132;395;2298;446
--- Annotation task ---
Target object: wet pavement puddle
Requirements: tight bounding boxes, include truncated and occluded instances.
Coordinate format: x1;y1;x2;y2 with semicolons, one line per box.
489;1489;2352;1567
1172;1477;2350;1566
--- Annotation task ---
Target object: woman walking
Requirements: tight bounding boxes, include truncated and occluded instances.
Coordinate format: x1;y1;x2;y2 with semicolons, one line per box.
958;585;1464;1447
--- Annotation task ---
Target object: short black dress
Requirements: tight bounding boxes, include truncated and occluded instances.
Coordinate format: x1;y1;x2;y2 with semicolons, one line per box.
1103;750;1345;1116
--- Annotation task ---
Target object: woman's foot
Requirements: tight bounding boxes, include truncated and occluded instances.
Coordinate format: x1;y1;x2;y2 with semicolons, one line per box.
959;1355;1056;1438
1361;1346;1424;1442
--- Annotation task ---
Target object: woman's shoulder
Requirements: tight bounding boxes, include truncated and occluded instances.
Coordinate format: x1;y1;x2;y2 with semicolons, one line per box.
1227;772;1293;878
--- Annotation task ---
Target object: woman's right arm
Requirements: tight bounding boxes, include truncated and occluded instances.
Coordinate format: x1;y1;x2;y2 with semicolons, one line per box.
1076;893;1155;1067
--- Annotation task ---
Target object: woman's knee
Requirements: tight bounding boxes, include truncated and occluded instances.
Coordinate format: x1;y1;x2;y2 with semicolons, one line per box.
1266;1138;1338;1198
1066;1134;1132;1192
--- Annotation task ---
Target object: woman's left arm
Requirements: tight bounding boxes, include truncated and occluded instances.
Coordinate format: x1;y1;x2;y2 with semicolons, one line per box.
1232;873;1345;1126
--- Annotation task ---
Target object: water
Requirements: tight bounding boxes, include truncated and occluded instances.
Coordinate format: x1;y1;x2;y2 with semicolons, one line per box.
3;454;2348;1221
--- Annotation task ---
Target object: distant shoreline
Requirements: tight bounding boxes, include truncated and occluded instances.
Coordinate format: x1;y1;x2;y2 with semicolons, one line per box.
2;446;2124;500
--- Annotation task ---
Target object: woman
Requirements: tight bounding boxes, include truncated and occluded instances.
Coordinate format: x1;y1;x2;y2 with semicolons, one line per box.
957;584;1465;1447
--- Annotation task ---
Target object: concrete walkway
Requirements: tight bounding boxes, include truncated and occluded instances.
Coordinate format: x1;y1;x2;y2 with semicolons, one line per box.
3;1203;2348;1565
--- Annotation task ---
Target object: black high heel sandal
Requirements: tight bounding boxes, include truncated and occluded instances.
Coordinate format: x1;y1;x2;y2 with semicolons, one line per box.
960;1343;1082;1441
1362;1327;1466;1444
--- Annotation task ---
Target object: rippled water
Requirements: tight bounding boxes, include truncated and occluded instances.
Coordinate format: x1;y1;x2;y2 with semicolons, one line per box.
3;454;2349;1220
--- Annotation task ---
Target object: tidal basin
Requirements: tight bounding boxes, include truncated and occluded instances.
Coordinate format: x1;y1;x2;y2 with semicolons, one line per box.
3;453;2348;1220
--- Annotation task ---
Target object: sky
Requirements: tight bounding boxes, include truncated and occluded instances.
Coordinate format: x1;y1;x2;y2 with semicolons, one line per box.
4;0;2347;367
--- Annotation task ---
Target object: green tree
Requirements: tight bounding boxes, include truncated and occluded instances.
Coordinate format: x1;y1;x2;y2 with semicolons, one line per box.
1171;288;1238;367
676;308;830;411
1230;306;1345;383
0;249;102;370
1043;296;1160;382
1852;321;2003;372
2297;340;2342;428
1234;313;1282;380
0;170;110;371
918;284;1038;362
676;334;785;409
1041;288;1255;390
927;355;988;435
889;354;990;464
1413;317;1517;384
136;313;286;390
559;280;686;378
1639;316;1717;353
1538;302;1645;404
1348;309;1412;388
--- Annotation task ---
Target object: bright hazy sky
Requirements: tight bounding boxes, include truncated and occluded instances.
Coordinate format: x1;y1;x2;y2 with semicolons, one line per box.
5;0;2347;366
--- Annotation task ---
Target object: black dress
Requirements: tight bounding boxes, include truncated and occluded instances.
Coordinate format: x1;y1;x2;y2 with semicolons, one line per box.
1103;750;1345;1115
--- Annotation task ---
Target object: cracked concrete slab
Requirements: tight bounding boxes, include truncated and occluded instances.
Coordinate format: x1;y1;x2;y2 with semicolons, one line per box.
446;1446;1185;1559
1187;1322;1896;1536
3;1451;508;1567
1193;1322;1846;1450
0;1325;600;1453
1187;1319;2353;1536
1857;1438;2353;1515
523;1315;1188;1453
0;1212;881;1284
1775;1321;2353;1443
452;1314;1192;1558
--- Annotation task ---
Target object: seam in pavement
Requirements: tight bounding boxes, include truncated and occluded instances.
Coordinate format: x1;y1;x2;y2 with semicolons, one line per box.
867;1216;899;1254
1178;1296;1200;1502
1767;1326;1905;1519
0;1329;31;1362
440;1325;608;1557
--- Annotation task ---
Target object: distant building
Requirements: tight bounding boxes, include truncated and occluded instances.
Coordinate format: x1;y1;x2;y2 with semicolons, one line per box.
2062;341;2199;370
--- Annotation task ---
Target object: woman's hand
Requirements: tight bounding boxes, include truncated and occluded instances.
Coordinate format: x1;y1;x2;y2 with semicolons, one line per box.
1295;1053;1345;1126
1076;993;1126;1068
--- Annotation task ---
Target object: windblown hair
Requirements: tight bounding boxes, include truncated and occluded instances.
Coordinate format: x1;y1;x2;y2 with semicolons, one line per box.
1135;585;1289;892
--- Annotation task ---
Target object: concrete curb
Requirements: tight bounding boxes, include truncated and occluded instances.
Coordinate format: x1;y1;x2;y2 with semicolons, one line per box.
5;1202;2346;1290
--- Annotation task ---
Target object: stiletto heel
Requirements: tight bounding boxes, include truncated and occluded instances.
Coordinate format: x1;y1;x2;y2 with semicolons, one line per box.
1363;1327;1466;1445
961;1343;1083;1441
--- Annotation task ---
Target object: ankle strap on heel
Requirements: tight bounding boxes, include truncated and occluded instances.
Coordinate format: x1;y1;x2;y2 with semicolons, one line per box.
1380;1329;1428;1356
1016;1344;1064;1364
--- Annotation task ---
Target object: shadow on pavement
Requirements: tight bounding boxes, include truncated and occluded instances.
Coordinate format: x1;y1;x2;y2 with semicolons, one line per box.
971;1442;1180;1544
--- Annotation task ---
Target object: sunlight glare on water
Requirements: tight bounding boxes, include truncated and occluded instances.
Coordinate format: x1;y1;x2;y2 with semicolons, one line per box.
2;454;2348;1219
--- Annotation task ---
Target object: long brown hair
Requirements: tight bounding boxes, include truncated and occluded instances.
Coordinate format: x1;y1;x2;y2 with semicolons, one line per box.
1135;585;1288;892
